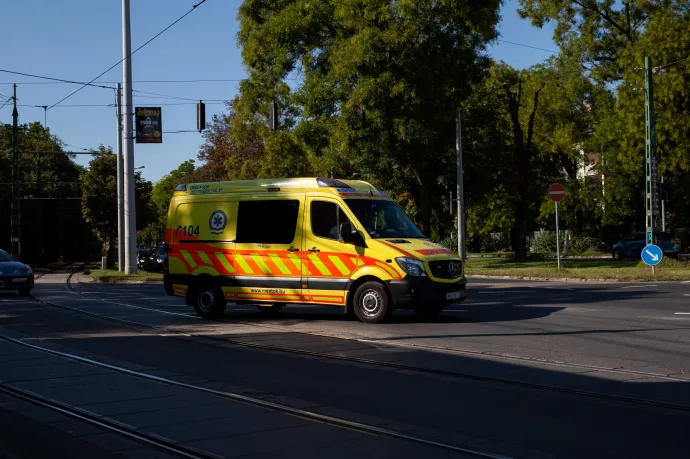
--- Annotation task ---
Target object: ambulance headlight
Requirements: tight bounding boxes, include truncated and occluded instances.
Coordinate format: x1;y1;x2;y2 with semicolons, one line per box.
395;257;426;277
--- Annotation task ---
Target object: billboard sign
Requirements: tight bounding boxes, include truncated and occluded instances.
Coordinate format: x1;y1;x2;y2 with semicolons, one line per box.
135;107;162;143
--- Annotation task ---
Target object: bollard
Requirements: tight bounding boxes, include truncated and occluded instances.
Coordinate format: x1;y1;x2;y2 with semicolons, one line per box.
101;256;107;270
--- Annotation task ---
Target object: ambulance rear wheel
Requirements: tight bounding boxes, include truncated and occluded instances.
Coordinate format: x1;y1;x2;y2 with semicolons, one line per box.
192;283;227;319
353;282;391;324
256;303;284;314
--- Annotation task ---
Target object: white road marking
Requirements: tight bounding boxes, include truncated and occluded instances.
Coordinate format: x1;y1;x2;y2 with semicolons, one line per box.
682;281;690;284
675;312;690;315
683;294;690;297
445;309;468;312
477;290;534;294
621;285;658;289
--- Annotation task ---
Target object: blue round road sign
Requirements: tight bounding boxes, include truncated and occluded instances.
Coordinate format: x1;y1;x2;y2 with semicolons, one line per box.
641;244;663;266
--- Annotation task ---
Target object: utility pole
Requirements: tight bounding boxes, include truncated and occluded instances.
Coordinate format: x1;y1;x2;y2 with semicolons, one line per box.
661;175;666;232
39;106;48;129
644;56;659;273
644;56;658;247
122;0;137;273
116;83;125;272
456;109;466;261
10;84;20;260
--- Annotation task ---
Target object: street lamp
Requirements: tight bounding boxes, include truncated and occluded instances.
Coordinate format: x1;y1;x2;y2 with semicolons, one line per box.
134;166;145;170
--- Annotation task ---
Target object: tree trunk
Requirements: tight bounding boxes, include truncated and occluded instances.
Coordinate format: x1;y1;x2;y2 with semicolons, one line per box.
410;164;431;237
511;198;528;261
105;238;115;269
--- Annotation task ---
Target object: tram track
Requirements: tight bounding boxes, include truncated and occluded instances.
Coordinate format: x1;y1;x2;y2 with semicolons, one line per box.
21;271;682;414
0;334;512;459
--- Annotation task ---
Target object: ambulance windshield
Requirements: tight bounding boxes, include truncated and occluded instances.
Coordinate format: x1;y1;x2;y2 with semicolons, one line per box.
344;199;425;239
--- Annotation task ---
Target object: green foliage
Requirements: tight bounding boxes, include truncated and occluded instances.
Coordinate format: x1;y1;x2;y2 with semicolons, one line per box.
530;231;561;253
530;231;595;254
81;148;155;266
236;0;502;233
151;159;196;229
480;233;511;253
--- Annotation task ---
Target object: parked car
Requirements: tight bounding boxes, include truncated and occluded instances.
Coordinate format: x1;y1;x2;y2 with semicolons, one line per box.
612;232;678;260
0;249;34;296
137;248;153;271
151;245;168;272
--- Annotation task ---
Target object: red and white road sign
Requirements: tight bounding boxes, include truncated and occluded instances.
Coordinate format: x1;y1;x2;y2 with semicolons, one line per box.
548;183;565;202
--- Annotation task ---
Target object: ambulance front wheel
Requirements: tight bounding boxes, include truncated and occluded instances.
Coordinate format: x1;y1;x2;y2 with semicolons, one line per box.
192;283;227;319
353;281;392;324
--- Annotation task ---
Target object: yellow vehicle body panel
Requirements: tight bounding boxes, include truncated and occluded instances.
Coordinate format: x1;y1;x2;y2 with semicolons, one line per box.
164;178;466;309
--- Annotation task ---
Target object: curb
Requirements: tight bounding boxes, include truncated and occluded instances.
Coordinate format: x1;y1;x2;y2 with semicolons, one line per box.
76;273;164;285
466;274;675;283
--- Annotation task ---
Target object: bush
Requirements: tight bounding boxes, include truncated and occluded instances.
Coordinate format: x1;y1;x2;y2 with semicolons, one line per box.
570;236;595;253
531;231;596;254
530;231;560;253
480;233;511;253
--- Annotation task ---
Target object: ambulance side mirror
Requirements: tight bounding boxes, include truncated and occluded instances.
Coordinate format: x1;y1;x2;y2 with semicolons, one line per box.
340;222;365;247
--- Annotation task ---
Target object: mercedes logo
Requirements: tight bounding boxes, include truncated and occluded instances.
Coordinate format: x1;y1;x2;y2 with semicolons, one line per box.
448;262;460;276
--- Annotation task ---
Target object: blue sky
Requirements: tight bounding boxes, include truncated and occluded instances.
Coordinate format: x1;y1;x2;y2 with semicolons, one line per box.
0;0;555;183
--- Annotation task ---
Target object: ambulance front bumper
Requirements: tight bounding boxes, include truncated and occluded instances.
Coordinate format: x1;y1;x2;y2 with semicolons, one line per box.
386;276;467;309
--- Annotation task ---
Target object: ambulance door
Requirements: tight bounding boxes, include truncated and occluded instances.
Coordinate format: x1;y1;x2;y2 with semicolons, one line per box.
230;196;305;304
303;197;360;306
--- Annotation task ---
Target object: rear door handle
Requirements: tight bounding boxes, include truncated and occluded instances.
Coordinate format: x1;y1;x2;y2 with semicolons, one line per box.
308;247;320;253
287;247;300;253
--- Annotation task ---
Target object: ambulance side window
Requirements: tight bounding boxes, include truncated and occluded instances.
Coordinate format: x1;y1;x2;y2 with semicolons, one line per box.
311;201;351;241
236;200;299;244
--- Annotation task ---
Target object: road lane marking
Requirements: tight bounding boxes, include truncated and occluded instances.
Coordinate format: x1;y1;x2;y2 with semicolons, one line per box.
477;290;534;294
621;285;658;289
445;309;468;312
675;312;690;315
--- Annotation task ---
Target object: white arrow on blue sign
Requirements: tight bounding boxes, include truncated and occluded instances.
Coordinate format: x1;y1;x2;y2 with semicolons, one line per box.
641;244;663;266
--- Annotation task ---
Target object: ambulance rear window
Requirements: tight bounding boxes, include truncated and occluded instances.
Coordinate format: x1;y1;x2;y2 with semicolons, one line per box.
236;200;300;244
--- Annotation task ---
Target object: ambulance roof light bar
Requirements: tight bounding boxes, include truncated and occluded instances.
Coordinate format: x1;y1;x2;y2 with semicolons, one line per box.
317;178;350;188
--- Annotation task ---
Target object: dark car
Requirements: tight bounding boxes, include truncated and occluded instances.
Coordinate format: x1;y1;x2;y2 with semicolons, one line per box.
0;249;34;295
137;248;153;271
612;232;678;260
151;245;167;272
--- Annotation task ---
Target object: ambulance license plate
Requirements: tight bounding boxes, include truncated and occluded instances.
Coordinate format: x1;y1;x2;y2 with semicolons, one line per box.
12;278;27;283
445;291;462;300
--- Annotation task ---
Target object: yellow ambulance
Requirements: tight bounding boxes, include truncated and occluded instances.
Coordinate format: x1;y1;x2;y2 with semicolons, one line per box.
163;178;466;323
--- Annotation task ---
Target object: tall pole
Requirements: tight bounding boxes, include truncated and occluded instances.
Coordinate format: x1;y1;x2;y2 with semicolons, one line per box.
10;84;20;260
116;83;125;272
456;109;466;261
644;57;658;249
122;0;137;273
555;201;561;270
661;176;666;232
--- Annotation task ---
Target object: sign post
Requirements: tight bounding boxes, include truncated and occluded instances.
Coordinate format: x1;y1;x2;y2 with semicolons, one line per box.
548;184;566;270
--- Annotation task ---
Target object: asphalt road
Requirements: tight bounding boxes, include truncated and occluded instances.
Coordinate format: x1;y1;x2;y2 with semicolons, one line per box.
1;272;689;458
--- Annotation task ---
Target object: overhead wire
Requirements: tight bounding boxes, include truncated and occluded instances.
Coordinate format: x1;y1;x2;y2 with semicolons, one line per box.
496;39;557;54
0;79;242;85
49;0;209;109
0;69;113;89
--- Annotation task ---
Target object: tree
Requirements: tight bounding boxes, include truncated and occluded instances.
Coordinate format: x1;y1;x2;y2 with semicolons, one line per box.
151;159;196;232
81;147;154;267
236;0;501;234
0;122;87;262
517;0;668;83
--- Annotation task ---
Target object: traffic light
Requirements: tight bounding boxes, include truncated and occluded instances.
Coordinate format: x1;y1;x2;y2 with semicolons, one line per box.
269;101;278;131
196;101;206;132
661;182;672;201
